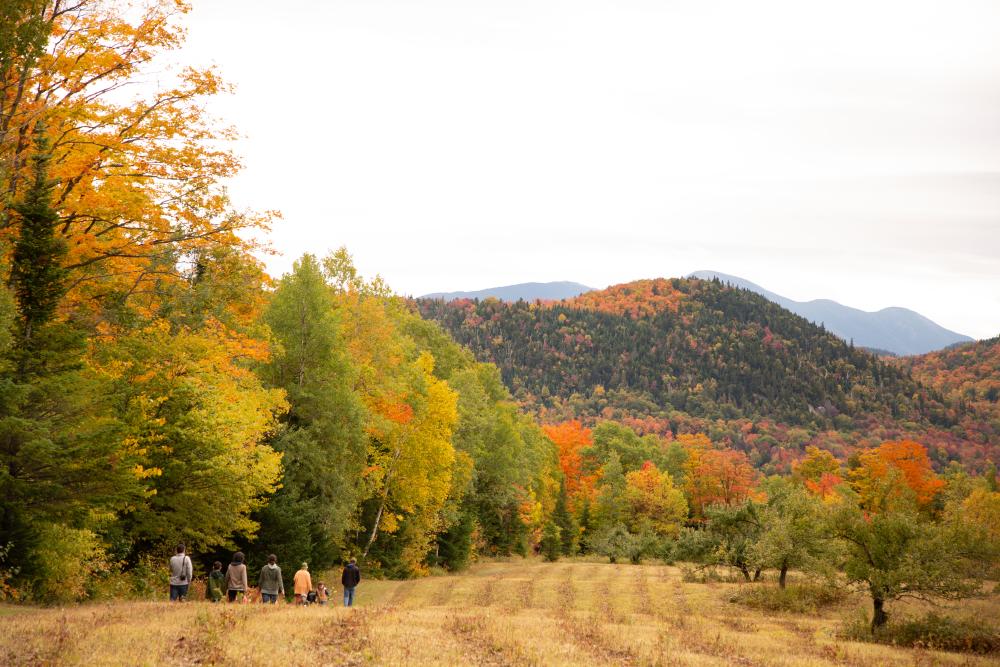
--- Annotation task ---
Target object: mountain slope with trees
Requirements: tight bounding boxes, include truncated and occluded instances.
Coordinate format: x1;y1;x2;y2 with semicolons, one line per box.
689;271;974;355
417;278;999;471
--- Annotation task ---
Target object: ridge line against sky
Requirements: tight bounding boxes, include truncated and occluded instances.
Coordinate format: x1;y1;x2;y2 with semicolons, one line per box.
174;0;1000;339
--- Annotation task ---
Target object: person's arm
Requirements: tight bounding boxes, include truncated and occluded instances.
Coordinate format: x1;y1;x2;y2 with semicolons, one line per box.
185;557;193;583
278;569;284;595
241;565;248;591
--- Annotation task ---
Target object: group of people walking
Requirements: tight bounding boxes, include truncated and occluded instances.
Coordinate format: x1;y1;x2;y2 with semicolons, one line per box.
168;544;361;607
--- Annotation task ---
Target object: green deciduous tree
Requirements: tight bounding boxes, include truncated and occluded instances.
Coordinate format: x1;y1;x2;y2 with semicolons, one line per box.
677;501;763;581
584;421;664;474
831;498;992;631
255;254;367;571
750;477;837;588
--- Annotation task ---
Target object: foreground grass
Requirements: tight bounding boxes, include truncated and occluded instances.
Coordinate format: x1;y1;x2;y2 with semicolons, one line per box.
1;559;997;666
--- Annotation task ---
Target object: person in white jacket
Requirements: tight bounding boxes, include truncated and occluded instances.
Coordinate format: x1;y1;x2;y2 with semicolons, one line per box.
168;544;193;601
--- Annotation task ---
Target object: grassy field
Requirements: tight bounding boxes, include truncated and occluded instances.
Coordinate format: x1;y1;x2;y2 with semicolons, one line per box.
1;559;997;666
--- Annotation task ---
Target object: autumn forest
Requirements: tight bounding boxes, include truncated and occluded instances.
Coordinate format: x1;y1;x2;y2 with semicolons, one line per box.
1;1;999;661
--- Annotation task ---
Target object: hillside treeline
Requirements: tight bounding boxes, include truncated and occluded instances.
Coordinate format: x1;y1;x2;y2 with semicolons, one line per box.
416;279;1000;471
417;279;937;426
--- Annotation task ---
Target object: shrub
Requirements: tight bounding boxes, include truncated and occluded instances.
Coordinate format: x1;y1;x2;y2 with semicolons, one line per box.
31;523;109;603
0;541;21;601
840;612;1000;654
730;582;847;613
680;564;746;584
540;522;561;562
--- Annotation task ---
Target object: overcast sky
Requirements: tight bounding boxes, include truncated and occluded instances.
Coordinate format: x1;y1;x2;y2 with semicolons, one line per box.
176;0;1000;339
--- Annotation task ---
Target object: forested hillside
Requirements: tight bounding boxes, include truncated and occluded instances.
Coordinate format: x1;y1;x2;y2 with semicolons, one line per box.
417;278;1000;471
896;336;1000;427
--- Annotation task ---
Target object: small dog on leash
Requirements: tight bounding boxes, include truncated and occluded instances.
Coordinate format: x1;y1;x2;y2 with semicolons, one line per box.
242;587;260;604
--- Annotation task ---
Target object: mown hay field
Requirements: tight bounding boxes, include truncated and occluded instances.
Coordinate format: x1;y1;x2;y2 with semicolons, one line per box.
2;559;997;666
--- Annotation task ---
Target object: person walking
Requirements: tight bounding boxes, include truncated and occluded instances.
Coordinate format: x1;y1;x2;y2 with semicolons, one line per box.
293;562;312;605
341;557;361;607
316;582;329;606
168;544;193;602
206;561;224;602
258;554;284;604
225;552;249;603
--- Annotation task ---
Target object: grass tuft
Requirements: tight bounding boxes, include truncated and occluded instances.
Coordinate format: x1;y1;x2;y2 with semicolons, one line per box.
840;611;1000;655
729;582;848;614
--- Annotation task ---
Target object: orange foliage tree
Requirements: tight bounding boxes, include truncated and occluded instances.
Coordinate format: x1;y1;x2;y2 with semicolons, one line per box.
849;440;945;512
681;434;758;519
1;0;273;323
792;445;844;501
543;420;597;507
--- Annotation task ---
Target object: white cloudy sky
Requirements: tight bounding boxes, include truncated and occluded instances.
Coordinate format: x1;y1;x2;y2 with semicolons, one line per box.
175;0;1000;339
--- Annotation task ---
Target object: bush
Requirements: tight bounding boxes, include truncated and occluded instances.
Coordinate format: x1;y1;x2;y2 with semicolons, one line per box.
540;522;561;562
840;612;1000;654
680;564;746;584
31;523;109;603
729;582;847;613
0;541;21;601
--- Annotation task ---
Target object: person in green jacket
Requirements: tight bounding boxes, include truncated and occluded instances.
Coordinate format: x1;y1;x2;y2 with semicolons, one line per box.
205;561;224;602
258;554;284;604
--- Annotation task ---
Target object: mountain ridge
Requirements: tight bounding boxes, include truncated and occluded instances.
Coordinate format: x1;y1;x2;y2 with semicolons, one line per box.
688;270;972;356
422;273;973;356
421;281;595;302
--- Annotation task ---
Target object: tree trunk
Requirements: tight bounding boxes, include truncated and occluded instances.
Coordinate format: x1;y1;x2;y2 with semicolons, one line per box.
752;567;762;582
779;560;788;589
871;597;888;632
738;565;751;581
361;449;402;559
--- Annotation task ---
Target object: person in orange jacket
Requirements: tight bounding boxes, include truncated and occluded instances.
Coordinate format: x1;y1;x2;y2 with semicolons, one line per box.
293;562;312;605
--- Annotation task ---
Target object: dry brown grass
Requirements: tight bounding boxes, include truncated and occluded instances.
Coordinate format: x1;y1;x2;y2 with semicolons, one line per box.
1;559;997;666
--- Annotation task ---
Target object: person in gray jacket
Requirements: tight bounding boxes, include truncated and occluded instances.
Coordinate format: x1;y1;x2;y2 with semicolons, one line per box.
258;554;284;604
168;543;193;601
225;551;249;603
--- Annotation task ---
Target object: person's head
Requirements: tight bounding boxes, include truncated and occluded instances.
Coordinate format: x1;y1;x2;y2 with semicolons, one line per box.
300;562;308;570
318;582;325;588
213;561;222;571
233;551;245;564
267;554;277;565
176;543;185;554
349;557;357;566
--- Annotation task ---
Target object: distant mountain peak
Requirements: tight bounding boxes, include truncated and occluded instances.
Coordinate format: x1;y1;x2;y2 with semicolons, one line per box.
689;270;973;356
421;281;596;303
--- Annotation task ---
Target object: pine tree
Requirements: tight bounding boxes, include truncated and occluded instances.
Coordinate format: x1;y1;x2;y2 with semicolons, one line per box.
540;521;562;562
8;127;68;369
552;480;578;555
0;127;143;596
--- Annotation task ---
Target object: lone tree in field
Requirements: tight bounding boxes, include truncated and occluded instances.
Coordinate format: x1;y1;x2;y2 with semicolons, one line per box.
834;441;993;631
831;496;989;631
751;477;838;588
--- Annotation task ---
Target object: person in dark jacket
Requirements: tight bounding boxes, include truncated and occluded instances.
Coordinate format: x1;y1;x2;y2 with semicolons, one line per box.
206;561;225;602
258;554;284;604
341;557;361;607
